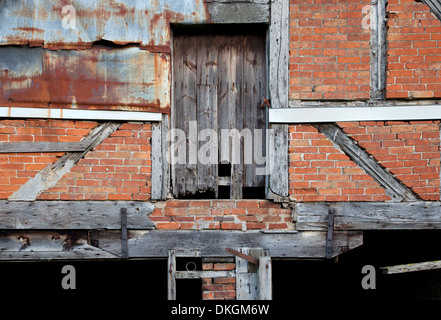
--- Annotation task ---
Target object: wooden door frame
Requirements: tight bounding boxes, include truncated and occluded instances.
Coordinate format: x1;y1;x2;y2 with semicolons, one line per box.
152;0;290;201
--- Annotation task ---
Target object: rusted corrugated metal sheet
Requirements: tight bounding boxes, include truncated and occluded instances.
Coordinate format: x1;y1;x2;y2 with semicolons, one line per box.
0;0;210;112
0;0;209;49
0;45;171;112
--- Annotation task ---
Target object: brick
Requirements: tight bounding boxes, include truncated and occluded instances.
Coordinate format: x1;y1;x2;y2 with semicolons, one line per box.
213;263;236;272
164;208;187;216
236;200;259;208
188;208;210;215
213;291;236;299
220;223;242;230
214;277;236;284
156;222;180;230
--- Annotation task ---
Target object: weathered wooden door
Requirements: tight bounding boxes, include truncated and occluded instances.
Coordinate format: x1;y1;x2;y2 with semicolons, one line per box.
172;28;267;199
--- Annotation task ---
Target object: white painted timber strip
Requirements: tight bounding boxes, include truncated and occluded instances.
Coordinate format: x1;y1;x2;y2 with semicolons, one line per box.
0;107;162;122
269;105;441;123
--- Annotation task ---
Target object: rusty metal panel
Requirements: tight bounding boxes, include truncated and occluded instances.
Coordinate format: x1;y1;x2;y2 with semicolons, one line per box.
0;0;209;49
0;0;210;112
0;45;171;112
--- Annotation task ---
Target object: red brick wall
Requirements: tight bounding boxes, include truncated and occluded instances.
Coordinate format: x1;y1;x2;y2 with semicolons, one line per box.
289;0;371;100
289;122;440;202
340;121;440;201
202;262;236;300
0;120;151;201
289;124;391;202
39;123;152;201
0;119;95;199
151;200;294;231
387;0;441;98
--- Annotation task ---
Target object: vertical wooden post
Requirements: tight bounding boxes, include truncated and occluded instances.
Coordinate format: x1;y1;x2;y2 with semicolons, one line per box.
168;250;177;300
258;255;272;300
235;248;272;300
268;0;290;199
120;208;128;259
370;0;388;100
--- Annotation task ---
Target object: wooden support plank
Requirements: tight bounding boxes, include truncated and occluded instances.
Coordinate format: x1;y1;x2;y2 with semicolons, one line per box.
370;0;388;100
226;247;259;266
161;114;170;200
269;0;289;109
236;248;261;300
91;230;363;259
8;122;122;201
151;122;163;200
175;270;236;279
0;231;119;261
381;260;441;275
258;255;272;300
0;201;155;230
296;202;441;231
120;208;128;259
313;123;419;202
0;141;91;153
266;0;290;199
151;114;170;201
168;250;177;300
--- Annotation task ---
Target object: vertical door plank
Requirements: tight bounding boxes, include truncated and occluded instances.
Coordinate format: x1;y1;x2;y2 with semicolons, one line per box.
231;35;245;199
197;84;219;196
243;34;266;188
172;35;185;197
183;35;198;195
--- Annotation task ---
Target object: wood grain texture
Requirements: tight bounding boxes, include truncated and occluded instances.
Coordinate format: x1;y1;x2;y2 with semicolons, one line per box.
296;202;441;231
91;230;363;259
0;141;91;153
370;0;387;100
0;201;155;230
173;32;266;198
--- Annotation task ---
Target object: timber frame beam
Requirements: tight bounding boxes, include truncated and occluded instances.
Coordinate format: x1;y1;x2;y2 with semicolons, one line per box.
2;200;441;261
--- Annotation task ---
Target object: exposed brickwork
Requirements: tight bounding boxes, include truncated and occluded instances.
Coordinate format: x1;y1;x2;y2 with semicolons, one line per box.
151;200;294;231
39;123;152;201
202;262;236;300
289;0;370;100
339;121;440;200
387;0;441;98
289;124;391;202
0;119;96;199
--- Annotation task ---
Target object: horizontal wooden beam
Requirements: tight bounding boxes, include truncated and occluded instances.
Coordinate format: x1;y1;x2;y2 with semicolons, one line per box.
381;260;441;275
0;141;92;153
0;201;155;230
91;230;363;259
296;202;441;231
175;270;236;279
0;231;119;261
269;105;441;123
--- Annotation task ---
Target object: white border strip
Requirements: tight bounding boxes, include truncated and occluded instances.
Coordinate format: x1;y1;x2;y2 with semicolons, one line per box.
269;105;441;123
0;107;162;122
